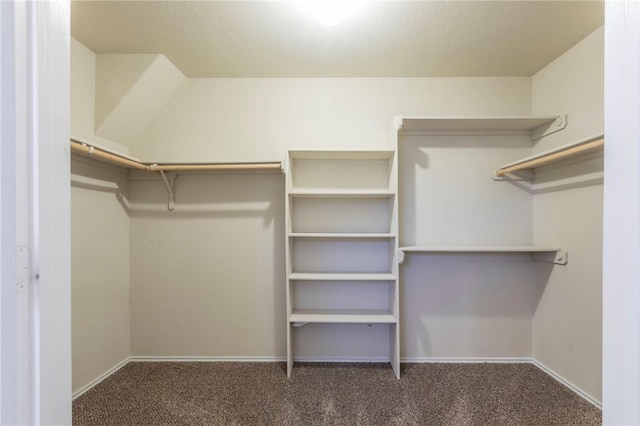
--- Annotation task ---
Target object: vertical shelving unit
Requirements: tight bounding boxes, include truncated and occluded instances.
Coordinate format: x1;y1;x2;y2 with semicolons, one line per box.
285;150;400;378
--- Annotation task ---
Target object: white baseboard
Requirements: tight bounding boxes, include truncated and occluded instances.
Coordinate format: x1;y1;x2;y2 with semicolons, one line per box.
401;356;532;364
530;358;602;410
72;355;601;411
294;356;390;363
72;357;131;400
128;355;286;363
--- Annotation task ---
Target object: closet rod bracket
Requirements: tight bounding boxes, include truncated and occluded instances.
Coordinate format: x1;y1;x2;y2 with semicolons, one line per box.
158;170;176;211
531;114;567;141
531;250;568;265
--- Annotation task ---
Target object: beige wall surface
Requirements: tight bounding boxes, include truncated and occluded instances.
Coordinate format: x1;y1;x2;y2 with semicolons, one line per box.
70;38;131;154
532;27;604;154
132;77;531;163
399;132;539;358
128;173;286;357
531;26;604;402
71;159;131;392
124;78;533;360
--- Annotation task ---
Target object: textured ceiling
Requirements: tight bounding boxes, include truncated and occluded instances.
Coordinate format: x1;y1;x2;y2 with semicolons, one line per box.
71;1;604;78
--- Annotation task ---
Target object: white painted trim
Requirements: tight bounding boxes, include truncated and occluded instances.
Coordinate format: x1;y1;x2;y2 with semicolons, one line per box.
70;356;601;412
399;130;531;137
530;359;602;410
129;356;287;363
401;357;531;364
72;358;130;401
294;356;390;363
0;2;20;423
603;2;640;424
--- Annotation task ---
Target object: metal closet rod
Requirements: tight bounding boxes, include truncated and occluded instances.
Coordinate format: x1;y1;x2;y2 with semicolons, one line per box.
70;140;281;172
495;137;604;176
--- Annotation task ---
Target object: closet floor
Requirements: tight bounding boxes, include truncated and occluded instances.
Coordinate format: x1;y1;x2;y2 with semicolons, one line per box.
73;362;600;425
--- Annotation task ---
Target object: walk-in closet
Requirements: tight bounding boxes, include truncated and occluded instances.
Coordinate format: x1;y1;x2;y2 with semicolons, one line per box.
66;1;610;424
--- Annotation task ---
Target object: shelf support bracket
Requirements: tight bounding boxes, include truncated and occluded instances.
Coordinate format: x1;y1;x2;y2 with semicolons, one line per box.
159;170;176;211
292;322;309;328
531;250;568;265
398;249;405;264
531;114;567;141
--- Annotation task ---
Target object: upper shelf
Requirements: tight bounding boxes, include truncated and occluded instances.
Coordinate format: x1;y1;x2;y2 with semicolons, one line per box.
396;116;561;133
288;150;395;160
399;116;558;131
288;189;395;198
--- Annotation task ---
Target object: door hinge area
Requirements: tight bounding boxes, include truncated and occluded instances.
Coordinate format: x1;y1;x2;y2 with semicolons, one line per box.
16;246;31;292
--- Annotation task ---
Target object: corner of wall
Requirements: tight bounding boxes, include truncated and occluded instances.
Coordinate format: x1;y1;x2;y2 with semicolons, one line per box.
94;53;188;147
529;24;604;402
70;37;131;154
532;26;604;152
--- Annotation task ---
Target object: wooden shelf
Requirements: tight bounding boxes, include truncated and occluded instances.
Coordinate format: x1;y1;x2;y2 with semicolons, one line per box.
288;189;395;198
289;273;396;281
400;245;560;253
397;116;559;133
290;309;397;324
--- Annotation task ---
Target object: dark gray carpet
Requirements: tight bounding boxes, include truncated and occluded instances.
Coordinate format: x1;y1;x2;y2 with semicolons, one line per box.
73;362;601;425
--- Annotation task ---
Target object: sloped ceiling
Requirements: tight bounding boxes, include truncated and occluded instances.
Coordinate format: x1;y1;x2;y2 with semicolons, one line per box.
71;1;604;78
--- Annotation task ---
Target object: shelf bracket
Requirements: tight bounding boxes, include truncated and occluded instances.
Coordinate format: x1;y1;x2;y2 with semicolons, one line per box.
159;170;176;211
531;250;568;265
292;322;309;328
398;249;405;264
531;114;567;141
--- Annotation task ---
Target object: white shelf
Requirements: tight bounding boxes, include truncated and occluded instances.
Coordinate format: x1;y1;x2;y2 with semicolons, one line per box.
399;246;567;265
285;148;400;378
289;150;395;160
397;116;559;132
288;189;395;198
400;245;560;253
289;233;395;239
289;273;396;281
290;309;397;324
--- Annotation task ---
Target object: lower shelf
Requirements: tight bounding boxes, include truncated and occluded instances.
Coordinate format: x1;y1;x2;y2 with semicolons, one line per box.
399;245;560;253
398;245;567;265
290;309;397;324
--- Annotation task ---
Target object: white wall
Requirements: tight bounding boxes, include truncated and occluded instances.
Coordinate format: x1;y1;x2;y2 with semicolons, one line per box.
132;77;531;162
128;172;285;358
399;132;540;359
71;38;131;154
531;27;604;402
532;28;604;154
71;159;130;393
123;77;532;360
